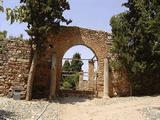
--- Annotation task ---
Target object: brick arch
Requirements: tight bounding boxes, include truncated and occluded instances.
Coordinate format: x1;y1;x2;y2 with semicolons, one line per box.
48;26;111;96
0;27;131;100
61;44;99;62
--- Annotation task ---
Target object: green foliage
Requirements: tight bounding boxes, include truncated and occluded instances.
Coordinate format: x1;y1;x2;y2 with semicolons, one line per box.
20;34;23;39
61;53;83;90
62;60;70;71
61;73;79;90
0;30;7;40
110;0;160;95
6;0;71;49
0;0;4;12
111;0;160;75
62;80;72;89
109;58;123;71
70;53;83;72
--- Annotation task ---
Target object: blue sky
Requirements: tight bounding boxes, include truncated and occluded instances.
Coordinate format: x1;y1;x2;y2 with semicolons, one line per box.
0;0;127;79
64;0;127;32
0;0;127;38
63;45;97;80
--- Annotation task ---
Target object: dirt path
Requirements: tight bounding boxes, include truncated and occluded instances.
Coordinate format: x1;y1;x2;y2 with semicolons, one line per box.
0;96;160;120
58;96;160;120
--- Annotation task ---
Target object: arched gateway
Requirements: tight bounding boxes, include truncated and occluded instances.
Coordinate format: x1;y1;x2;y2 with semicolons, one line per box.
46;26;112;98
0;26;131;100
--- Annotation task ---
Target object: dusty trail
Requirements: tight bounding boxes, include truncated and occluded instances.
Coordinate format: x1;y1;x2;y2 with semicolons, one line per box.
0;96;160;120
58;96;160;120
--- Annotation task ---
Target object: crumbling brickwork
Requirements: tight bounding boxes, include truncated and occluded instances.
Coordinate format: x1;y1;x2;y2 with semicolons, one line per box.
0;26;131;99
0;40;31;99
48;26;110;96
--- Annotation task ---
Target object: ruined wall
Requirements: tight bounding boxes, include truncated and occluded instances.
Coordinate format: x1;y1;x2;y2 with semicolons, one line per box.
0;39;31;99
78;72;89;91
48;26;110;97
48;26;131;97
0;26;131;99
110;70;131;97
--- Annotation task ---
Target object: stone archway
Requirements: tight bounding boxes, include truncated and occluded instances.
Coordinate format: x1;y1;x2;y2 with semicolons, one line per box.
48;26;111;97
0;26;131;100
61;44;98;91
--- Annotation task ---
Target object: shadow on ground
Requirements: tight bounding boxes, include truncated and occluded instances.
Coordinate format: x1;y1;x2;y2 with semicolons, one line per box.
153;107;160;111
55;96;93;105
0;110;16;120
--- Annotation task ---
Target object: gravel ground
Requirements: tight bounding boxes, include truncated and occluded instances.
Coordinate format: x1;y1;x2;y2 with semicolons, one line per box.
0;97;59;120
142;107;160;120
0;96;160;120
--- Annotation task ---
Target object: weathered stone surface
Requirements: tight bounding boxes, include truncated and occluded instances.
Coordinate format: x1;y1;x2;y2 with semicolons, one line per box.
0;39;30;99
0;26;131;99
47;26;131;97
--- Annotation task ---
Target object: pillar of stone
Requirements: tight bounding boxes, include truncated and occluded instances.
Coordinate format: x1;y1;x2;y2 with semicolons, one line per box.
103;58;109;98
49;53;56;99
88;60;94;90
78;72;83;90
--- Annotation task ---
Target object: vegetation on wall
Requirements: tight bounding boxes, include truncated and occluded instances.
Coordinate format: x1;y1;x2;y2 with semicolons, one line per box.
110;0;160;95
0;30;7;40
0;0;3;12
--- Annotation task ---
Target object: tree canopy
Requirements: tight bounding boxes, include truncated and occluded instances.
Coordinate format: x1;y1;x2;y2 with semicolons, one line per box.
6;0;71;49
0;30;7;40
0;0;3;12
62;60;71;72
70;53;83;72
61;53;83;90
4;0;72;100
110;0;160;95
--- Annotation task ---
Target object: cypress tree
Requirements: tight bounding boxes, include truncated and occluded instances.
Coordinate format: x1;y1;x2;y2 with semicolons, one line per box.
111;0;160;95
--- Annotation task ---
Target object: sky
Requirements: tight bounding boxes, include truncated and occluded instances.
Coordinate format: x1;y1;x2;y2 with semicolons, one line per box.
0;0;127;38
0;0;127;79
63;45;97;80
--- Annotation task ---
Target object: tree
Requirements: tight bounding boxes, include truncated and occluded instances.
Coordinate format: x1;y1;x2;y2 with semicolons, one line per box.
70;53;83;72
62;60;70;71
0;0;4;12
62;73;79;90
62;60;71;89
6;0;71;100
19;34;23;39
61;53;83;90
0;1;5;40
0;30;7;40
110;0;160;95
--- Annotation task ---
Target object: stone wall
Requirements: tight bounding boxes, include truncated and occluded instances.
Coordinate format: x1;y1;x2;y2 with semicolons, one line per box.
48;26;110;97
0;26;131;99
110;70;131;97
78;72;89;91
47;26;131;97
0;39;31;99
